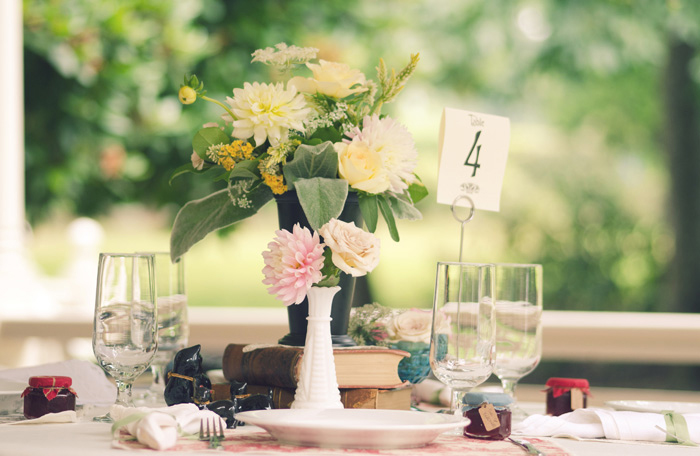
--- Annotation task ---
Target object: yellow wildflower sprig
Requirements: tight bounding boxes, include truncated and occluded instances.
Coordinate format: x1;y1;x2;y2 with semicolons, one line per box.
258;156;288;195
207;140;254;171
178;74;237;121
372;53;420;114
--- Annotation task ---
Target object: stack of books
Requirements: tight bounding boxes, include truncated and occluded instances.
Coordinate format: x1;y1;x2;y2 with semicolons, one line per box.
216;343;413;410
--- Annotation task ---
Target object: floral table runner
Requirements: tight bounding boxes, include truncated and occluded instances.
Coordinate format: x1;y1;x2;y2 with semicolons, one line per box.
113;428;572;455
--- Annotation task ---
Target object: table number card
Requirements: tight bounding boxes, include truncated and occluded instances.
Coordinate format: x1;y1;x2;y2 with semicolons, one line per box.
437;107;510;212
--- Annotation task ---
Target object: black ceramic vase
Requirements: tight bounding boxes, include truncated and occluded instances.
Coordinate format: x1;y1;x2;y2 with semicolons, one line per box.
275;190;361;347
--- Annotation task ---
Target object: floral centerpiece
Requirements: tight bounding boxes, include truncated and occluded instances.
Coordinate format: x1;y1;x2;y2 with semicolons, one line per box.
262;219;380;408
170;43;427;262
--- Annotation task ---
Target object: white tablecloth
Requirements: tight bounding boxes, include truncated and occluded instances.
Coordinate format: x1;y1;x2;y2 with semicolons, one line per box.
0;403;697;456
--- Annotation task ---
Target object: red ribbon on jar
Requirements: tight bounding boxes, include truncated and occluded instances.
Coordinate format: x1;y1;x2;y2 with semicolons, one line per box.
544;377;590;398
21;376;78;402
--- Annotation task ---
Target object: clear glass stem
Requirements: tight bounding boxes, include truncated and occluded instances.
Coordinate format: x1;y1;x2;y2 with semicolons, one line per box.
451;389;468;415
115;380;133;407
150;363;165;391
502;377;530;421
501;378;519;400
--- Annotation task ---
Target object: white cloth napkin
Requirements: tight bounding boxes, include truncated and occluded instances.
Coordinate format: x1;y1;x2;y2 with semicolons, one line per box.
0;359;116;406
110;403;226;451
413;378;451;406
514;408;700;444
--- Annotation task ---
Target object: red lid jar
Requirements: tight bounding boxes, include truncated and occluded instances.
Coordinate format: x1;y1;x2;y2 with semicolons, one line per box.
544;377;589;416
22;376;77;419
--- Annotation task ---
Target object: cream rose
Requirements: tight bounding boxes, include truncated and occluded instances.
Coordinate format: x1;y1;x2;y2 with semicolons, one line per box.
335;140;390;194
289;60;368;99
318;219;380;277
386;309;433;344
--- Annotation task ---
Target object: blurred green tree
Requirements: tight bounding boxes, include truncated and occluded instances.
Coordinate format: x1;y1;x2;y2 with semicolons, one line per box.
21;0;700;313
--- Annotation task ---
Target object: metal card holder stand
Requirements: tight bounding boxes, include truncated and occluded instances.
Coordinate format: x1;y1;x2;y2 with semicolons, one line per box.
450;194;476;377
451;194;476;263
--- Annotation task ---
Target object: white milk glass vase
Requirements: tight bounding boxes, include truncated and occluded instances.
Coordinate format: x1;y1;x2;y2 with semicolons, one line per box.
291;286;344;410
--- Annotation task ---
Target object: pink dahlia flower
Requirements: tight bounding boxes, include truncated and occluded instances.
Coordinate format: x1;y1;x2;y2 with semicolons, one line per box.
262;224;325;306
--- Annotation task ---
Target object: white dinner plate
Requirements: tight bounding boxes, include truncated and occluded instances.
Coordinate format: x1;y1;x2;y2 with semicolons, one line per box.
235;408;468;449
605;400;700;414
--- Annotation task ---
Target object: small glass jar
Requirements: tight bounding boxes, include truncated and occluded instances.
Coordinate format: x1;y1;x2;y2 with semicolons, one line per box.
545;377;589;416
22;376;77;419
462;392;513;440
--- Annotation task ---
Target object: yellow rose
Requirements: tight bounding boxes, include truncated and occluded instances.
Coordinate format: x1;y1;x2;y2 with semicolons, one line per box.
289;60;368;99
335;140;390;194
178;86;197;104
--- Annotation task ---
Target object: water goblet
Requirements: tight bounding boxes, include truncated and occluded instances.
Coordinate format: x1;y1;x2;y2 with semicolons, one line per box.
92;253;158;421
493;263;543;420
140;252;189;403
430;262;496;421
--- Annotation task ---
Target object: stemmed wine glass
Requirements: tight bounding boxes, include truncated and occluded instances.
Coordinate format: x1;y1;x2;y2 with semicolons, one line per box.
93;253;158;421
430;262;496;420
493;263;543;420
141;252;189;403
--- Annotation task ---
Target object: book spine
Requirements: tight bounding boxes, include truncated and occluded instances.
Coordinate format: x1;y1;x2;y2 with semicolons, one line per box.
222;344;303;389
245;385;393;410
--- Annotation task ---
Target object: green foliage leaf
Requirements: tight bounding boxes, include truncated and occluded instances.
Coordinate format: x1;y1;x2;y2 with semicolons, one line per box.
170;183;273;261
168;163;208;185
407;176;429;204
388;194;422;221
213;170;231;182
192;127;230;159
317;249;340;287
283;142;338;189
229;159;260;180
358;193;379;232
378;194;400;242
312;126;343;143
295;177;348;230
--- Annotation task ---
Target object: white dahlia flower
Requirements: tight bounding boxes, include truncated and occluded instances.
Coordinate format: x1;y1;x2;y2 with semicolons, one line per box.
344;114;418;193
224;82;310;147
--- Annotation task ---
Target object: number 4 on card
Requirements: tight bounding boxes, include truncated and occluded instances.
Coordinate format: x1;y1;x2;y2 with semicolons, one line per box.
464;130;482;176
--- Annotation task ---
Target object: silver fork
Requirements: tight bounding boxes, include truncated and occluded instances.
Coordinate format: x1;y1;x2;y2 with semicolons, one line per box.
508;437;546;455
199;417;225;449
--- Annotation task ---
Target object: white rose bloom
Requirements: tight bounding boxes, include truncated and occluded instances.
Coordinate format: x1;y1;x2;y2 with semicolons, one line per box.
224;82;310;147
335;140;391;194
318;219;380;277
386;309;433;344
289;60;368;99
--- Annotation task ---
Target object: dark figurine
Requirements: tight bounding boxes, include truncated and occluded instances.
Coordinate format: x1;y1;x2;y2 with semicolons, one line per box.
206;399;238;429
192;384;212;406
193;385;238;429
232;388;274;426
164;345;211;406
229;380;248;397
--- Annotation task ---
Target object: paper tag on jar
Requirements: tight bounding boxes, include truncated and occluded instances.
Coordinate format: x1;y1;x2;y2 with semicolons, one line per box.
570;388;584;410
479;403;501;431
437;107;510;212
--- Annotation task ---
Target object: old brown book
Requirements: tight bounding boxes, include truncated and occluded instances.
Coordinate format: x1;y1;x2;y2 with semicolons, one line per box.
222;343;409;389
212;382;412;410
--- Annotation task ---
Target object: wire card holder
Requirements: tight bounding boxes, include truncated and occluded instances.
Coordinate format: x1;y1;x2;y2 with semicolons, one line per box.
451;194;476;263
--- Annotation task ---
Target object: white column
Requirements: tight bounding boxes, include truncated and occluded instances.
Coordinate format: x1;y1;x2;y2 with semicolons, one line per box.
0;0;55;318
